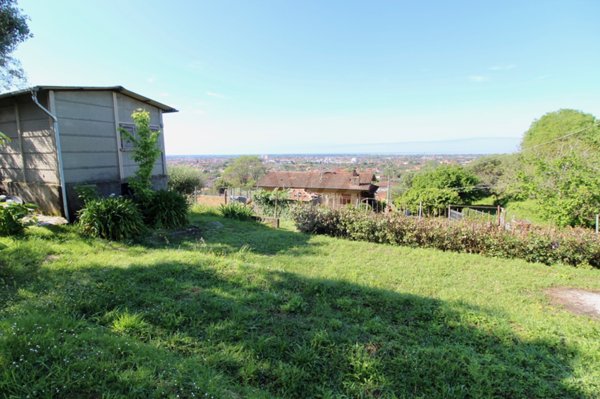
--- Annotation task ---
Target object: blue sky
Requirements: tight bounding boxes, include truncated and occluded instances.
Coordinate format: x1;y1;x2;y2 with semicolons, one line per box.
13;0;600;154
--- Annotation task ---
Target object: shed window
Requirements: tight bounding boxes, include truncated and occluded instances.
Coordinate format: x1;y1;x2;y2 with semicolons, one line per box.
119;123;161;150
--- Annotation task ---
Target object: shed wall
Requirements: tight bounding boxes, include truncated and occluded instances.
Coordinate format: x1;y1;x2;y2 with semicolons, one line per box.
53;91;120;183
116;93;166;179
0;93;62;214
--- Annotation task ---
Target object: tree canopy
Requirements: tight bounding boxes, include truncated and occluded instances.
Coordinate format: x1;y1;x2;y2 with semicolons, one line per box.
466;154;521;201
394;164;482;215
220;155;266;189
518;109;600;227
409;164;481;203
0;0;31;90
521;109;600;152
168;165;205;195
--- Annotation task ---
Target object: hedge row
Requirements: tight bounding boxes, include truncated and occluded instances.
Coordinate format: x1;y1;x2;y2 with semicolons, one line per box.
292;206;600;268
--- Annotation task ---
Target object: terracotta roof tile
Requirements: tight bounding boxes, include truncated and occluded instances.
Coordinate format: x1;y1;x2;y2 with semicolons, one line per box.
258;170;377;192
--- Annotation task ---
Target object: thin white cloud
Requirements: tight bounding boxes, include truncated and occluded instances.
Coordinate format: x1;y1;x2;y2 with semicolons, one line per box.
468;75;489;83
535;74;551;80
206;91;226;99
146;75;157;84
489;64;516;71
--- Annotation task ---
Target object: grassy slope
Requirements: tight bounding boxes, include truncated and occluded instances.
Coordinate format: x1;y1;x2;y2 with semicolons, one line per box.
0;207;599;398
504;199;553;226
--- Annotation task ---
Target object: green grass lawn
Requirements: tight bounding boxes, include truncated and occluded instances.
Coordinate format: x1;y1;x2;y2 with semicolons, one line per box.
1;206;599;398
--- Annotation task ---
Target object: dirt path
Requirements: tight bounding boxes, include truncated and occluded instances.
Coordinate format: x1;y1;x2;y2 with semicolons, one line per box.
547;288;600;319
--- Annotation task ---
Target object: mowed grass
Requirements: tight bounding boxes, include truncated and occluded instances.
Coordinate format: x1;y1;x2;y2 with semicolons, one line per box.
1;206;599;398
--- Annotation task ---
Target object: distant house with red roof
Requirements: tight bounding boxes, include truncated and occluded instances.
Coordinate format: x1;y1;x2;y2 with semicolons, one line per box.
257;169;378;208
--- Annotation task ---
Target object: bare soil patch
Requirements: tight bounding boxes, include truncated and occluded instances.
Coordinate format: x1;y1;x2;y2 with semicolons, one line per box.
547;288;600;319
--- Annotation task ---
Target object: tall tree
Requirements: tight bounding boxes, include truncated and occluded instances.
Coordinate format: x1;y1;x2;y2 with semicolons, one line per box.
521;109;599;155
394;164;482;215
466;154;522;202
519;109;600;227
0;0;31;90
221;156;266;189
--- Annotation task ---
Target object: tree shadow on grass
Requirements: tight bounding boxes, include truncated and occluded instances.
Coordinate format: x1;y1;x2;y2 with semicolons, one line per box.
0;235;51;306
147;214;321;257
2;258;588;399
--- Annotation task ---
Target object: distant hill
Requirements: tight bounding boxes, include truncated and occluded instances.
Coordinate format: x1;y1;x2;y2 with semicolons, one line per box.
167;137;521;157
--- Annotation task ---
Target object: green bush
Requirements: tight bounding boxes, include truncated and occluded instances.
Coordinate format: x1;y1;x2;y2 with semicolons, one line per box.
146;190;189;229
168;165;205;195
0;203;36;236
252;188;292;218
78;197;145;241
292;205;600;268
291;205;341;235
220;202;255;221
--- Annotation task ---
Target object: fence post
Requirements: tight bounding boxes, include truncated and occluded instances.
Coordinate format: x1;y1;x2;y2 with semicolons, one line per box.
418;201;422;220
447;205;451;219
596;214;599;236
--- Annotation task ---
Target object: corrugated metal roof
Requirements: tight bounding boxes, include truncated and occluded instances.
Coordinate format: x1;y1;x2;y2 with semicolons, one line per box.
258;170;378;192
0;85;178;113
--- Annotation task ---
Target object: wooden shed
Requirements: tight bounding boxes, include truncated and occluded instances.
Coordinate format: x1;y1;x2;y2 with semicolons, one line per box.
0;86;177;221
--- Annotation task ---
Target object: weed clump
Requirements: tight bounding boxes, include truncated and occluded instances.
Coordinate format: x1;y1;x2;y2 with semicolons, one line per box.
219;202;255;221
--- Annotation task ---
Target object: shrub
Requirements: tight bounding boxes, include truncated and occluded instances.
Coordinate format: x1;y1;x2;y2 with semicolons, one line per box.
291;205;341;235
145;190;189;229
291;205;600;268
220;202;255;221
0;202;36;236
168;165;205;195
119;109;161;200
253;188;291;218
78;197;145;241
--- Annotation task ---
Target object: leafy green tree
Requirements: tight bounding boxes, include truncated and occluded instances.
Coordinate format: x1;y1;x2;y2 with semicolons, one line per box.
220;155;266;189
394;164;481;215
168;165;205;195
518;109;600;227
120;109;161;198
395;187;460;216
391;170;415;198
0;0;31;90
410;165;481;202
521;109;599;151
528;154;600;227
467;154;523;202
213;176;231;191
253;188;290;218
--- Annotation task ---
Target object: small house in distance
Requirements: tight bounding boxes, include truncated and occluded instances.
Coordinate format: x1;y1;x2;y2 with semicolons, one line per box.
0;86;177;220
257;170;378;208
